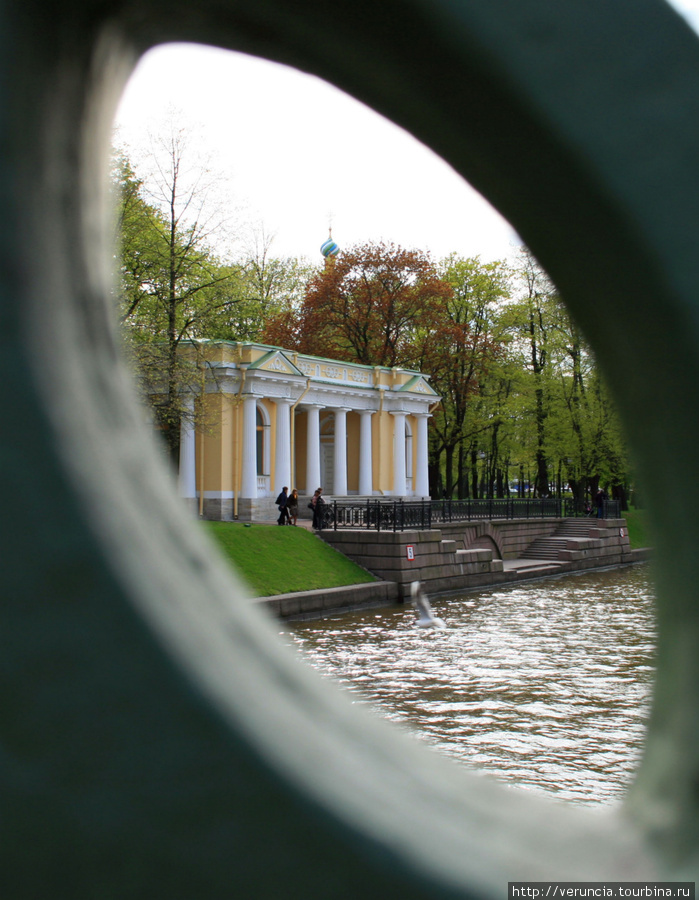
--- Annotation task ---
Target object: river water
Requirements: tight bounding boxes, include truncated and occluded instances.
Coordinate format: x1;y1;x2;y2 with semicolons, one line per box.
281;565;656;807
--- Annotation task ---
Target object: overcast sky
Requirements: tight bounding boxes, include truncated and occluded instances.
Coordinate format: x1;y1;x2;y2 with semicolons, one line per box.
114;0;699;265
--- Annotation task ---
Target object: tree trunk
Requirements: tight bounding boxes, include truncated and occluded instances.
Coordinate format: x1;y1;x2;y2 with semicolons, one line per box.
444;444;455;499
496;467;505;498
428;446;442;499
612;483;628;511
457;442;466;500
471;447;479;499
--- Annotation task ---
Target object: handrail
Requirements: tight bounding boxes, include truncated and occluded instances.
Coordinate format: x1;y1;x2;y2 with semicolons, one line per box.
319;498;621;531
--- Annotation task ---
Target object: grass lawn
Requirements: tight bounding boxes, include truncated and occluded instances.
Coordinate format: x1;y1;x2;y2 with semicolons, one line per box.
623;506;650;550
206;522;377;597
207;507;650;598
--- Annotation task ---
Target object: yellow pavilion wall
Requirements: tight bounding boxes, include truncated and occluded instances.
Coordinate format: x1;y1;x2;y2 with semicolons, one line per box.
196;394;235;493
374;410;394;495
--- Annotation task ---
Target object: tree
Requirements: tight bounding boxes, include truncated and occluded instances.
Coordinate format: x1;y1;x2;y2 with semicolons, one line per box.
408;255;510;498
546;304;631;507
113;130;247;463
211;225;317;343
500;249;634;505
262;241;451;366
502;249;560;497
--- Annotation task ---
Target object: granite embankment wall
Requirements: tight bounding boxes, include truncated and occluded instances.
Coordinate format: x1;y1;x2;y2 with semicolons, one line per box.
322;518;632;587
255;579;399;620
255;518;650;620
438;518;561;559
319;528;503;599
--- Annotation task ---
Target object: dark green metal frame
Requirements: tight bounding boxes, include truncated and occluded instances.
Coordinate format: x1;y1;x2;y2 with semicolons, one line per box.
2;0;697;895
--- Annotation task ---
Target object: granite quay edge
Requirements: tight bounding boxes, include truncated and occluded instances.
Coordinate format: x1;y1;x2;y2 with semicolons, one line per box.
254;581;400;620
253;549;652;620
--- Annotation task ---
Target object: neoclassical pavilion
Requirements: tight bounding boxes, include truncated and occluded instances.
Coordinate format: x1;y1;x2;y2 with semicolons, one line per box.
176;341;440;520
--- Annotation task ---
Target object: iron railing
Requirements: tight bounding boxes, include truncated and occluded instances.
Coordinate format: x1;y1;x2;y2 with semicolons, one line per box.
320;497;621;531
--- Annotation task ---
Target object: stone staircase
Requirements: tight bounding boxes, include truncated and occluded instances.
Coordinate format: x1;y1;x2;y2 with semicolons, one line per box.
519;517;605;562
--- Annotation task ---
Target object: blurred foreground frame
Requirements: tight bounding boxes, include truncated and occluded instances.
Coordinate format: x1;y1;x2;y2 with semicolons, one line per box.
3;0;699;895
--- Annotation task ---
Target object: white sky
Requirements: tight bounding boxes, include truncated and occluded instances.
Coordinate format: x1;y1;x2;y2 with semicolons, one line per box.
114;0;699;265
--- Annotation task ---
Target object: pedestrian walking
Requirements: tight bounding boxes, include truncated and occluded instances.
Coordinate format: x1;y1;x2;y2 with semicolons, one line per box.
287;488;299;525
276;486;290;525
310;487;325;529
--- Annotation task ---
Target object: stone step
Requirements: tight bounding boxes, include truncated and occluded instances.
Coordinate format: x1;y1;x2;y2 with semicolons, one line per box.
521;534;574;559
521;548;565;560
523;540;566;549
509;563;563;576
557;526;595;536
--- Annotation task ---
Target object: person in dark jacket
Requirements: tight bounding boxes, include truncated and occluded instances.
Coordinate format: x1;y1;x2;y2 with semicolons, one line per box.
595;488;607;519
310;487;324;529
287;489;299;525
276;486;290;525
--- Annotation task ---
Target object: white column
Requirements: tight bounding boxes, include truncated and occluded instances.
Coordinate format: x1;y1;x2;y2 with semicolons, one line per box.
358;410;374;496
178;397;197;500
305;405;322;495
415;413;430;498
240;395;258;499
333;408;349;497
275;399;292;494
391;411;407;497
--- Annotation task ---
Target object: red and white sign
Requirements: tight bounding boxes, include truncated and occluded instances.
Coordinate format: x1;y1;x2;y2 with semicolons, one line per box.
406;545;415;561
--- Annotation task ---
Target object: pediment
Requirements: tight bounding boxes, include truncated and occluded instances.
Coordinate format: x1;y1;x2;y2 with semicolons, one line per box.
396;375;439;397
249;350;303;377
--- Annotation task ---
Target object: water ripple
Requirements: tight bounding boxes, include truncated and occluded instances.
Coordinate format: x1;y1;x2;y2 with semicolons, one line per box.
281;565;656;807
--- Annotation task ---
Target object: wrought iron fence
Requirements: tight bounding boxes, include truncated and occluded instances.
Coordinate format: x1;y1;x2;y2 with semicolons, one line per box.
321;499;432;532
319;497;621;531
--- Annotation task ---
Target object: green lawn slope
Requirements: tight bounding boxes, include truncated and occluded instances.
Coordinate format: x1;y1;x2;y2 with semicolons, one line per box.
206;523;377;597
208;509;649;598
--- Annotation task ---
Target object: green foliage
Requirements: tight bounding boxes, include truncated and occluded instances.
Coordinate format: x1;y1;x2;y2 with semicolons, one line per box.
206;523;376;596
112;137;311;459
113;137;637;503
498;249;633;504
417;254;512;498
113;143;243;456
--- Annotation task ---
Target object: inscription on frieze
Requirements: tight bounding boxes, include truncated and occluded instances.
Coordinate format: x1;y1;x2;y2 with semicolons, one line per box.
298;359;372;384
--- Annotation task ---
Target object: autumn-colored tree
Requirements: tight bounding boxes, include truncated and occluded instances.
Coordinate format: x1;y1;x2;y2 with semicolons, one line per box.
262;241;452;367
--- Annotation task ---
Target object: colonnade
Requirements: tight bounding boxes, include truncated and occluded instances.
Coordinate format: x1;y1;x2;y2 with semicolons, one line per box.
179;395;431;501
